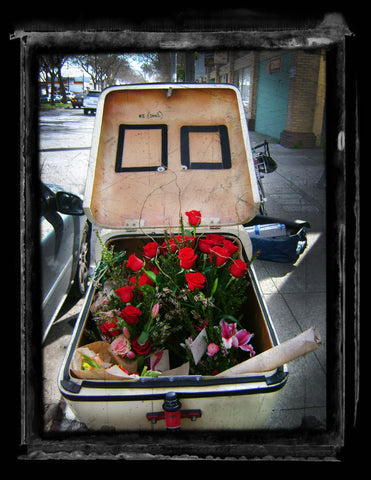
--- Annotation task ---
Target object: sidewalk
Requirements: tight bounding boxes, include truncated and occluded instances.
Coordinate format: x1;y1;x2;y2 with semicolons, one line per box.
43;131;327;432
248;131;326;430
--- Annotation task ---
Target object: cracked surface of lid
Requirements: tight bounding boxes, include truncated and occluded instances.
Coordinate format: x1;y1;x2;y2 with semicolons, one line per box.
84;84;259;229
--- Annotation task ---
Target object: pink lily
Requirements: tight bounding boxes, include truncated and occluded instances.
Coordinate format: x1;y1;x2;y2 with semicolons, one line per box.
220;319;255;356
220;319;237;349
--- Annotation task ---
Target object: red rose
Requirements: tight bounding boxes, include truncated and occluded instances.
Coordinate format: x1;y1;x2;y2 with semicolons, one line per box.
178;247;198;269
185;272;206;292
115;286;134;303
143;241;158;259
229;259;248;278
185;210;201;227
222;239;239;257
126;253;144;272
131;337;151;355
100;318;121;338
128;275;136;286
121;305;142;325
128;273;153;292
210;246;229;266
175;234;196;248
199;238;214;254
138;272;154;287
206;234;226;246
160;238;178;255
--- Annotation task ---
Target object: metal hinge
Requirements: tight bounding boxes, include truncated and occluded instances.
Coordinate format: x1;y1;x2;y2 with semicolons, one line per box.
203;217;221;229
124;219;144;231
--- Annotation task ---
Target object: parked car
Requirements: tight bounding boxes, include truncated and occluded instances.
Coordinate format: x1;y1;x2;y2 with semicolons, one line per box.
71;94;85;108
40;95;49;104
40;183;92;342
51;94;63;103
83;90;101;115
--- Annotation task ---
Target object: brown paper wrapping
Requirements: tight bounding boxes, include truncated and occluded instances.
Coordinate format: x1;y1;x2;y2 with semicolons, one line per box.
70;343;189;380
71;341;138;380
216;326;322;377
160;362;190;377
71;327;321;381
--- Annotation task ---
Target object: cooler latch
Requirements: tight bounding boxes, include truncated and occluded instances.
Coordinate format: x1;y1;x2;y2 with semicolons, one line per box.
146;392;202;430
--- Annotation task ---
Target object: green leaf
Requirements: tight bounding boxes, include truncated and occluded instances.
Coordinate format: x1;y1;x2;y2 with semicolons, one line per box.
210;277;219;297
137;331;149;345
79;353;102;369
142;370;161;377
219;314;244;329
220;314;238;323
136;355;145;372
143;269;157;284
138;284;155;295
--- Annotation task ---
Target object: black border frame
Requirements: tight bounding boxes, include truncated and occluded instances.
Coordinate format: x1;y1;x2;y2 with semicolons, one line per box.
12;11;361;462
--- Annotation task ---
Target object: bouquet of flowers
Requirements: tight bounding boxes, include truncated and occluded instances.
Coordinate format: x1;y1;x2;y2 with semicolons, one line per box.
85;210;258;376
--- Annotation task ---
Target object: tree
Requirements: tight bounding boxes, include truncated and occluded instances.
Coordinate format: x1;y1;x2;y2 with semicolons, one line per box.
155;52;172;81
56;55;68;102
39;56;57;104
66;52;188;89
127;52;173;81
71;54;132;90
39;54;68;104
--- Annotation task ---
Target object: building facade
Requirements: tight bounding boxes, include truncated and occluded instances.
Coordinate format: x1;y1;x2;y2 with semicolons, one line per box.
205;49;326;148
39;75;90;96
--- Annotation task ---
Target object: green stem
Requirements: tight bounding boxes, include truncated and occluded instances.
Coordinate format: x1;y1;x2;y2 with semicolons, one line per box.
154;258;179;291
225;277;234;290
202;253;207;271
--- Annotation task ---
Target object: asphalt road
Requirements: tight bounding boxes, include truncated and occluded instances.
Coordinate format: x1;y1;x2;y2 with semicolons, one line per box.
39;107;96;196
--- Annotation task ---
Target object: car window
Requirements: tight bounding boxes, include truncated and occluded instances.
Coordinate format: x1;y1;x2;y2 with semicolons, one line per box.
87;91;100;97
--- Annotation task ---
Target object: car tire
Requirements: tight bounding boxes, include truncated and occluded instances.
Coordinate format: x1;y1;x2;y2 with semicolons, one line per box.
71;221;91;298
84;109;88;115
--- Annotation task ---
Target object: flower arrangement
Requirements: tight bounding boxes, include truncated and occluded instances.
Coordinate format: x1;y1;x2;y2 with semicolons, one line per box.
85;210;258;376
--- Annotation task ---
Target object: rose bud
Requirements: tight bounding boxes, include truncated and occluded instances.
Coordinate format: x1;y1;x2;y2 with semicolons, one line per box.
123;327;130;339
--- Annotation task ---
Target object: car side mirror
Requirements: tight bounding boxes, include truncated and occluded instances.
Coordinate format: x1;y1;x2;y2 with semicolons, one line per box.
55;191;84;215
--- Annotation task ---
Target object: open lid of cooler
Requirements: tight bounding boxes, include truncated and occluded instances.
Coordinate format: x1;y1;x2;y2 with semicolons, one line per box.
84;84;260;229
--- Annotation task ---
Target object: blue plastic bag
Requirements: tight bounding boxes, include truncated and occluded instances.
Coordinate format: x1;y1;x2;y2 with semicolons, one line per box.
249;227;307;263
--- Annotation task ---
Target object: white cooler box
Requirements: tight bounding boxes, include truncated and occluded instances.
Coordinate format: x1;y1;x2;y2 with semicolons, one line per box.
58;83;288;431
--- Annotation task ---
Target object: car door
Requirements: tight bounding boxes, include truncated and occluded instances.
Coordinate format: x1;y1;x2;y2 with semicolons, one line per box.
40;184;75;338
